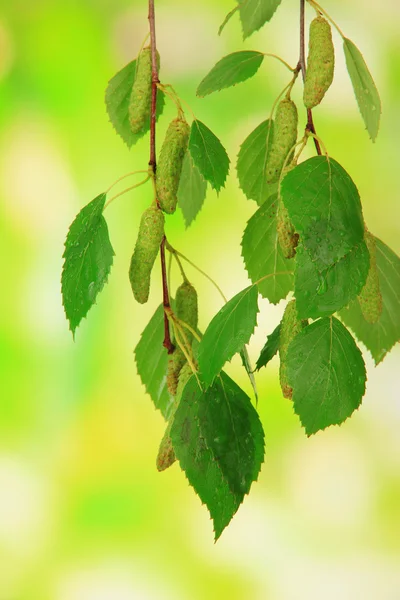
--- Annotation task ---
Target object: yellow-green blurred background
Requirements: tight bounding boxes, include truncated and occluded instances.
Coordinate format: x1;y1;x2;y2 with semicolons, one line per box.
1;0;400;598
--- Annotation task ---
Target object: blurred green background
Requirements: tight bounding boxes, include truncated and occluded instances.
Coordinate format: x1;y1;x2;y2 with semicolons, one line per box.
1;0;400;598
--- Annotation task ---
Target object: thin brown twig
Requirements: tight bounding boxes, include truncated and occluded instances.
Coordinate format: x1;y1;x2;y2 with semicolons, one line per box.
299;0;322;156
148;0;174;353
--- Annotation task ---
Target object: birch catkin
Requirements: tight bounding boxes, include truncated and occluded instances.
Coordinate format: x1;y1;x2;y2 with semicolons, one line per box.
156;118;190;214
129;47;160;134
303;17;335;109
279;300;308;399
129;205;165;304
358;231;383;324
266;99;298;184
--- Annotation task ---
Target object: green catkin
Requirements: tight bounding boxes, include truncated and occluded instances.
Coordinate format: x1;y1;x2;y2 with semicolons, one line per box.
156;118;190;214
279;300;308;399
358;230;383;324
266;99;298;184
157;362;193;472
129;205;165;304
303;17;335;109
129;47;159;134
277;163;298;259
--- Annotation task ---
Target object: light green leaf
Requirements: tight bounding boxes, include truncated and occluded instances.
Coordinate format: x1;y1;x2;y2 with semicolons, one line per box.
105;59;165;148
177;151;208;228
189;120;230;192
295;241;370;319
197;51;264;97
241;193;294;304
197;286;259;388
343;38;381;142
281;157;365;270
286;317;366;435
170;372;265;540
237;119;276;205
134;303;175;420
62;194;114;336
238;0;283;39
340;237;400;364
255;323;281;371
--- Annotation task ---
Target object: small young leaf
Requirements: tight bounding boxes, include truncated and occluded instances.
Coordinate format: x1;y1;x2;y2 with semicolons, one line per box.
237;119;276;205
281;157;364;270
134;303;175;420
105;60;165;148
197;286;259;388
255;324;281;371
343;38;381;142
197;51;264;97
177;151;208;228
295;241;370;319
170;372;265;540
218;5;239;36
62;194;114;335
340;237;400;364
286;317;366;435
189;120;230;192
241;193;294;304
238;0;283;39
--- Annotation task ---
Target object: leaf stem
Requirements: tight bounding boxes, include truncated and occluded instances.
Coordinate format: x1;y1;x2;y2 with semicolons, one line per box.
106;170;150;194
103;175;151;209
263;53;296;72
307;0;345;39
254;271;294;287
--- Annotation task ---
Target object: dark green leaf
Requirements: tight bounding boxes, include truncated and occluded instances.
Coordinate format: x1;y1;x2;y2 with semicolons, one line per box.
281;157;365;270
241;193;294;304
105;60;165;148
170;372;265;539
218;5;239;36
197;51;264;97
237;119;276;205
295;241;370;319
238;0;282;39
197;286;259;388
177;151;208;228
189;120;230;192
286;317;366;435
134;303;175;420
255;324;281;371
340;237;400;364
62;194;114;336
343;38;381;142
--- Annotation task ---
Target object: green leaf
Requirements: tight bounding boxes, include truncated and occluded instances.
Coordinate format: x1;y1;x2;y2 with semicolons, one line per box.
177;151;208;228
340;237;400;364
134;303;175;420
241;193;294;304
286;317;366;435
197;286;259;388
197;51;264;97
189;120;230;193
105;60;165;148
238;0;282;39
295;241;370;319
255;324;281;371
237;119;276;205
281;157;365;270
343;38;381;142
170;372;265;540
218;5;239;36
62;194;114;336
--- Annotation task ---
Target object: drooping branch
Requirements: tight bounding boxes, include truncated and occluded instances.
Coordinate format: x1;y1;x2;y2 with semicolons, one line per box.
148;0;174;353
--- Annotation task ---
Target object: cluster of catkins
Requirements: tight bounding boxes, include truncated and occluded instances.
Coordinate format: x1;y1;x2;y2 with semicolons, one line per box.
126;46;198;470
275;17;382;399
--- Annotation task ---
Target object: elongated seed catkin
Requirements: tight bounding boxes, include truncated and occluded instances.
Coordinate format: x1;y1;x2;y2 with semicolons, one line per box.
156;363;193;472
358;231;382;323
129;205;165;304
277;202;298;259
279;300;308;399
303;17;335;109
266;99;298;184
129;47;159;134
156;118;190;214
